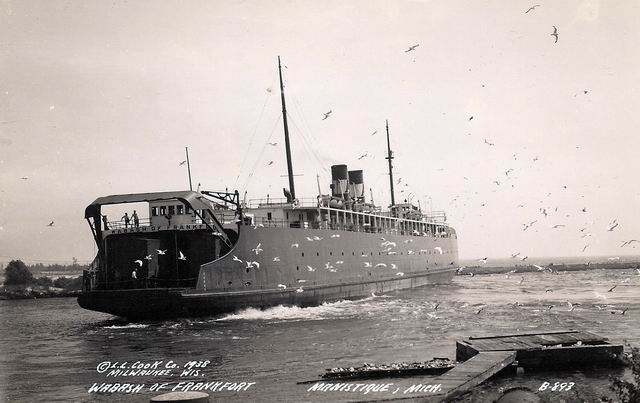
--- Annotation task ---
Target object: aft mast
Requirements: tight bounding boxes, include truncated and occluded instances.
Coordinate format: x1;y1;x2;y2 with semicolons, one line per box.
278;56;296;200
385;120;396;207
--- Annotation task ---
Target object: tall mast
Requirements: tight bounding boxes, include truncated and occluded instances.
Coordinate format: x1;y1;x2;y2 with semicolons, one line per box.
278;56;296;200
385;120;396;206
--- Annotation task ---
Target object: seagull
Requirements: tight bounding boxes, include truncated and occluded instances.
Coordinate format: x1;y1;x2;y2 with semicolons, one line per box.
375;263;387;268
157;249;167;255
47;221;54;227
607;257;620;261
179;160;186;166
277;284;287;289
621;240;640;247
534;265;546;271
134;260;143;267
252;243;263;255
582;244;590;252
479;257;488;264
336;261;344;265
483;139;494;146
144;255;153;260
493;180;500;186
295;286;304;293
469;116;474;121
267;142;278;146
249;261;260;269
267;161;274;166
608;285;617;292
364;262;372;268
273;256;280;262
391;263;398;270
306;237;314;242
396;272;405;276
552;224;566;229
404;44;419;52
434;247;443;254
232;255;243;263
520;256;528;261
297;279;307;283
511;252;521;259
313;236;323;241
291;243;299;248
307;265;316;272
322;110;332;120
607;220;619;232
178;251;187;261
518;276;525;285
525;4;540;13
547;305;555;311
432;302;441;310
358;153;368;160
545;288;553;293
505;169;514;177
20;176;29;180
404;239;413;243
331;234;340;238
551;26;559;43
476;306;485;315
371;130;377;136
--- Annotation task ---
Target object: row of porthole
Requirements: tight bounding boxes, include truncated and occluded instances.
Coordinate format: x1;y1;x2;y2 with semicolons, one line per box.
299;250;455;257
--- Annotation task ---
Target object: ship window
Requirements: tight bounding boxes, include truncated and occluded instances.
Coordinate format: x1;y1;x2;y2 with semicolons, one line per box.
302;252;305;257
267;212;272;221
186;206;191;214
177;205;184;215
159;206;167;216
316;252;319;256
168;206;175;215
246;268;250;273
342;252;344;256
329;252;332;256
370;252;373;256
228;281;232;285
296;266;299;271
151;207;158;216
286;212;289;219
352;252;355;256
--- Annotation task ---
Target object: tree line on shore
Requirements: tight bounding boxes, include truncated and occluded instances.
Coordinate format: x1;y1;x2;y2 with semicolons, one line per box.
1;259;83;296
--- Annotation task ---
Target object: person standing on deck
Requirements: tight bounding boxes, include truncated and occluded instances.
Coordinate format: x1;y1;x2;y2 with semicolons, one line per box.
102;215;110;230
121;212;130;228
132;210;139;227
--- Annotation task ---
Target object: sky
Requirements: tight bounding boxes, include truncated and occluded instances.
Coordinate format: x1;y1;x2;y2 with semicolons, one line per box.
1;0;639;264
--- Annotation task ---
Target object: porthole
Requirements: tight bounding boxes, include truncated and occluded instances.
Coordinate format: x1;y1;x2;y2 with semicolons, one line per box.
302;252;305;257
317;252;319;256
228;281;233;286
296;266;299;271
330;252;333;256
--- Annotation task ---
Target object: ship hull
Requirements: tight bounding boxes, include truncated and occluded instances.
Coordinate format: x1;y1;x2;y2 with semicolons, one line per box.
78;268;455;320
79;224;458;319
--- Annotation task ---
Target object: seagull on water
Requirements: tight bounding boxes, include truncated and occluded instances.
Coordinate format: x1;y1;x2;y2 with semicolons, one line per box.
608;285;617;292
296;286;304;293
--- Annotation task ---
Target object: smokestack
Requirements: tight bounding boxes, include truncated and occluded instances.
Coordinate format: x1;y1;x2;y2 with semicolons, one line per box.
348;170;365;202
331;165;349;198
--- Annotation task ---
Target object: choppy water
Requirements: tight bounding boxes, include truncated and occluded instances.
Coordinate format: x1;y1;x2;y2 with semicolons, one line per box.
1;267;638;402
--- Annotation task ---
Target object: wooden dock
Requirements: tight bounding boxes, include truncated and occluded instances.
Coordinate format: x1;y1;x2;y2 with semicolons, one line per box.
319;329;624;402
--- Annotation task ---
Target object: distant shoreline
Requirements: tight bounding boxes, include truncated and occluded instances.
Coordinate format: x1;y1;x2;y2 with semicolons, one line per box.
458;261;640;275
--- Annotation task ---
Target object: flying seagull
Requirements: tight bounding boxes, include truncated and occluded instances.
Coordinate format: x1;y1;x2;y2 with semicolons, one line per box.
134;260;143;267
144;255;153;260
178;251;187;261
551;26;559;43
358;153;368;160
483;138;494;146
179;160;186;166
405;44;419;53
267;142;278;146
322;110;332;120
525;4;540;13
252;243;263;255
434;246;443;254
157;249;167;255
47;221;54;227
608;285;617;292
232;255;243;263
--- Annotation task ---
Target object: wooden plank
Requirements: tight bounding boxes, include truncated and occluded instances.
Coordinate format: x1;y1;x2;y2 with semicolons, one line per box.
434;351;517;401
468;329;578;340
